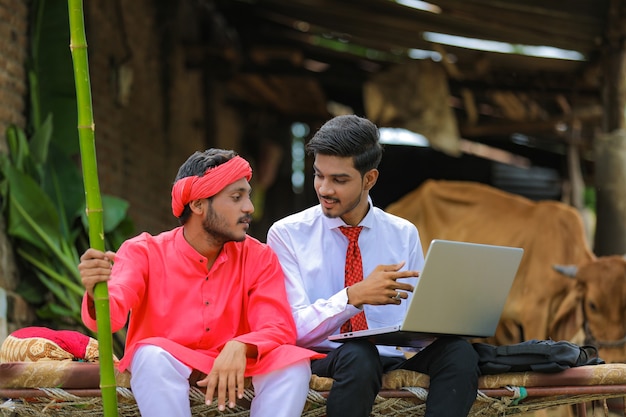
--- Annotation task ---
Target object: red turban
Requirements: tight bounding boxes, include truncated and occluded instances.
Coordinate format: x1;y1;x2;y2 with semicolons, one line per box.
171;156;252;217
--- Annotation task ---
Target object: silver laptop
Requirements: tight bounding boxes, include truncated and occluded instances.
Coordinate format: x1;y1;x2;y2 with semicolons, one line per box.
328;239;524;348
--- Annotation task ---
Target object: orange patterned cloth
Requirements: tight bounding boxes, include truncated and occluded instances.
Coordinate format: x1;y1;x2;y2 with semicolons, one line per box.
0;327;129;389
0;327;104;363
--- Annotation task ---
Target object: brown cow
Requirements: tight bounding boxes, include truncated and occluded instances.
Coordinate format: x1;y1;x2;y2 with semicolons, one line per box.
553;256;626;363
385;179;626;362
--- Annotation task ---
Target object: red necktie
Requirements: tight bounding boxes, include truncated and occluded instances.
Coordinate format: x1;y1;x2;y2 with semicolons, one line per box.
340;226;368;332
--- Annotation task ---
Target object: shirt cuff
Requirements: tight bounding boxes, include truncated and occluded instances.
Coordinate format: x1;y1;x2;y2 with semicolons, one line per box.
340;287;362;314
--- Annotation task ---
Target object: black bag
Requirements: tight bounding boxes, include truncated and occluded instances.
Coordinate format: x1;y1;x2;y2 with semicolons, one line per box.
473;339;605;375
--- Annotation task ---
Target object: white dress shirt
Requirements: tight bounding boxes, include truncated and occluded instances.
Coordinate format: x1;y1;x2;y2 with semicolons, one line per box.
267;201;424;357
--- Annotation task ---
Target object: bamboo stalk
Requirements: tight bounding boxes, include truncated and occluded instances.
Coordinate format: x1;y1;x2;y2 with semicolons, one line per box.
67;1;118;416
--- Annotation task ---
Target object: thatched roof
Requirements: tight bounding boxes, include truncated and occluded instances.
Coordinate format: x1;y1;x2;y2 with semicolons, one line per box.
184;0;618;165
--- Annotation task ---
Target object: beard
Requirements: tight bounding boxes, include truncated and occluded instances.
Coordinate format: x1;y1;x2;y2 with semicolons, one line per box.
202;203;247;245
319;192;364;219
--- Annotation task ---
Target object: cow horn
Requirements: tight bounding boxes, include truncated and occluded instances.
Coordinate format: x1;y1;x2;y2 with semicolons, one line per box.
553;264;578;277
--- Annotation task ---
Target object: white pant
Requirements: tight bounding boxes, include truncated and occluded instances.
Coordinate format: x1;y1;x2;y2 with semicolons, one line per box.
129;345;311;417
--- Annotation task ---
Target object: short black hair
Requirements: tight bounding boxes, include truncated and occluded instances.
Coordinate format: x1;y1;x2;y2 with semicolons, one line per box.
305;115;383;175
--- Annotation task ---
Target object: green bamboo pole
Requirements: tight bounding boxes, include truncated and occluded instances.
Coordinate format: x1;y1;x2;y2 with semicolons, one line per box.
67;1;118;416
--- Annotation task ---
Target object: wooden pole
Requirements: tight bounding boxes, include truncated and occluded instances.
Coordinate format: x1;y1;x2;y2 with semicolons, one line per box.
594;0;626;256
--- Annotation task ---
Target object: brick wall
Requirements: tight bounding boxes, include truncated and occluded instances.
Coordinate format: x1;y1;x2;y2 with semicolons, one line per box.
85;0;213;235
2;0;244;239
0;0;27;153
0;0;33;338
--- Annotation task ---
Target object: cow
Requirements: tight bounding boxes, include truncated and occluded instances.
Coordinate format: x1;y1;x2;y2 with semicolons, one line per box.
385;179;626;363
552;256;626;364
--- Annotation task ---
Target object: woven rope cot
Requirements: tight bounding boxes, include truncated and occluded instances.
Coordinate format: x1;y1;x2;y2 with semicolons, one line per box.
1;364;626;417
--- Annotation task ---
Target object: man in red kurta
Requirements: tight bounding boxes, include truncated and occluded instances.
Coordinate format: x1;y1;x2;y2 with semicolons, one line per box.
79;149;322;417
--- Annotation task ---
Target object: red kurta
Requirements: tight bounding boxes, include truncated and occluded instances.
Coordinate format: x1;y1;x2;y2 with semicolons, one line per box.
82;227;322;375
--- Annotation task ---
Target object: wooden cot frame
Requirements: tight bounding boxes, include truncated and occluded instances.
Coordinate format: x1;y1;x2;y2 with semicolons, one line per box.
2;364;626;416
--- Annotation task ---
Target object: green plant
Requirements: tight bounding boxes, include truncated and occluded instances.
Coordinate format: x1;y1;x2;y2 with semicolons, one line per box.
0;120;133;328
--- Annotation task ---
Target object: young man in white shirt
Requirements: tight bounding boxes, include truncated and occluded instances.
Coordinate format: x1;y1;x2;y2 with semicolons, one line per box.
267;115;479;417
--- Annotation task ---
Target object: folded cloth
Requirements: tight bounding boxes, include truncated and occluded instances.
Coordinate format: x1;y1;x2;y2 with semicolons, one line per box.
0;326;104;362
